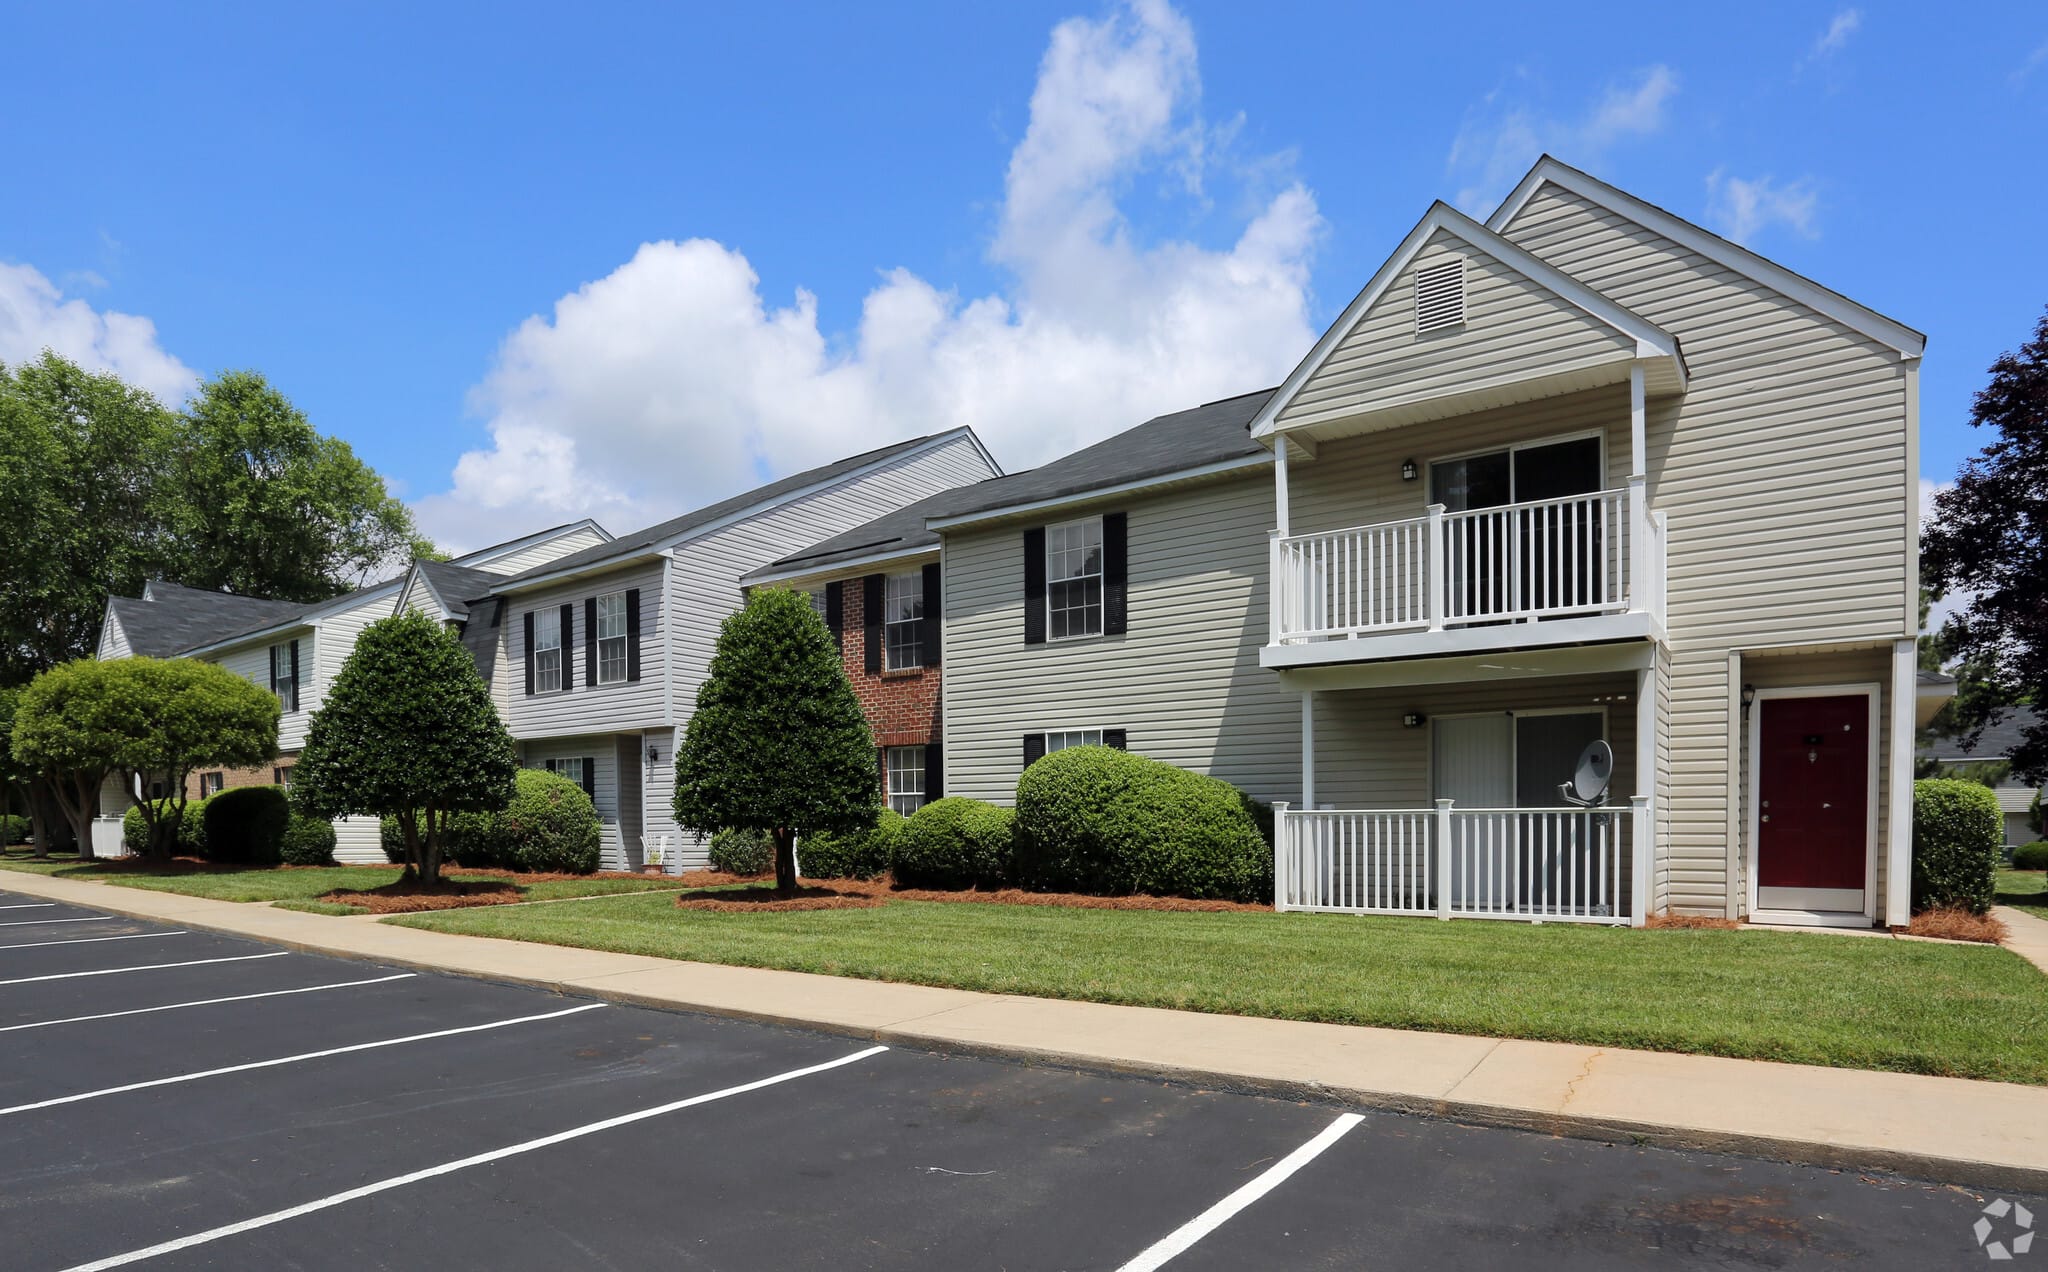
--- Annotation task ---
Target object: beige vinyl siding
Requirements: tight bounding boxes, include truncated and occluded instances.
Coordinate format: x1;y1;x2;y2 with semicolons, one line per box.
333;817;383;865
1288;383;1631;538
311;587;403;722
1501;182;1913;915
942;473;1300;805
476;524;612;576
97;612;132;659
1275;227;1636;431
504;562;667;739
396;574;443;619
522;735;624;869
208;629;314;751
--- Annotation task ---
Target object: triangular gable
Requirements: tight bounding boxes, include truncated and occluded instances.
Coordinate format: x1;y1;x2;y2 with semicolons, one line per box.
1487;156;1924;360
1251;203;1681;439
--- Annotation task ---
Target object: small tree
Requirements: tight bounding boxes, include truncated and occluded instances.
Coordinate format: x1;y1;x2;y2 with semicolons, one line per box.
11;660;132;857
672;589;880;895
291;609;516;884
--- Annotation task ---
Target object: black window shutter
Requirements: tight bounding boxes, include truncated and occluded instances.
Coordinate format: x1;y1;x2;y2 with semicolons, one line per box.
581;758;595;801
1103;728;1128;751
863;573;884;675
1022;527;1047;645
523;612;536;696
877;746;889;796
268;646;278;697
625;589;641;682
288;639;301;712
1102;512;1128;636
924;743;943;800
584;596;598;687
557;603;575;691
825;581;844;652
921;562;941;668
1023;733;1046;769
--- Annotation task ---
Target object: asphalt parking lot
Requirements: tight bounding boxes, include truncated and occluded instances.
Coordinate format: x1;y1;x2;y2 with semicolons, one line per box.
1;885;2037;1271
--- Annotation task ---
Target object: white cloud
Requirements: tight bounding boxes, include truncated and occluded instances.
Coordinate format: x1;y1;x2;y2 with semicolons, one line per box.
1703;170;1820;245
415;0;1324;552
1445;65;1679;213
0;261;197;403
1806;9;1863;63
2013;40;2048;87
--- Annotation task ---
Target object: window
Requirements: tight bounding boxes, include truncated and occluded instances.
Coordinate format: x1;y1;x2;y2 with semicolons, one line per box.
199;772;225;797
273;765;294;788
1045;729;1103;754
533;608;563;693
596;592;629;685
884;571;924;670
269;642;298;711
807;588;830;623
886;747;926;815
542;756;595;800
1046;517;1104;639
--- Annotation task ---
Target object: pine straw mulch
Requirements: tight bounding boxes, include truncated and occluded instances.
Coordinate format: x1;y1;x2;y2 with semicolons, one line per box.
1646;911;1741;931
674;875;1270;914
1907;907;2008;945
316;869;774;913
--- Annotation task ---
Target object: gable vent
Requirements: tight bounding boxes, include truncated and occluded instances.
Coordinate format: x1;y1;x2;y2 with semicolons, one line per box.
1414;258;1466;334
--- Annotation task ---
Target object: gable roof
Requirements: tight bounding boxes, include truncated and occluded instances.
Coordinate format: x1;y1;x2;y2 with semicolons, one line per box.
1920;705;2043;765
1248;200;1683;440
409;560;505;621
1486;155;1926;361
110;583;310;657
496;427;993;590
747;389;1277;582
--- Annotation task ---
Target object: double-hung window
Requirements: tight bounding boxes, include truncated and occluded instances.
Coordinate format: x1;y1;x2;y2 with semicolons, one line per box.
273;765;294;788
199;772;225;797
1046;517;1104;639
269;643;298;711
1045;729;1103;754
533;608;563;693
884;571;924;670
885;747;926;815
596;592;629;685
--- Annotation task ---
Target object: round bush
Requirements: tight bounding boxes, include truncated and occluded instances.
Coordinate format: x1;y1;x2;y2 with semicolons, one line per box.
1912;778;2002;914
202;786;293;865
707;826;773;876
1015;746;1271;902
454;769;600;874
279;815;338;866
2013;841;2048;872
0;814;27;845
798;810;903;880
123;796;211;856
894;798;1014;890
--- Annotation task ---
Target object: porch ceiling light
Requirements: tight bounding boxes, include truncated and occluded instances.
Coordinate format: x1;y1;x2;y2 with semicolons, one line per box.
1400;458;1419;481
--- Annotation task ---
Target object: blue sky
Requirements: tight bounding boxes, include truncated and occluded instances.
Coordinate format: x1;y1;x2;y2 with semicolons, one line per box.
3;1;2043;550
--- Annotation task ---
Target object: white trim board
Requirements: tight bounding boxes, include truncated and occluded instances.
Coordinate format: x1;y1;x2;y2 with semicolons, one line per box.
1744;682;1882;929
924;452;1273;532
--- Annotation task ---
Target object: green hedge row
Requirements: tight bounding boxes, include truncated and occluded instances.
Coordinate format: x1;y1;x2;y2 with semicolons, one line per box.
1912;778;2002;914
120;788;334;865
379;768;601;875
2013;841;2048;872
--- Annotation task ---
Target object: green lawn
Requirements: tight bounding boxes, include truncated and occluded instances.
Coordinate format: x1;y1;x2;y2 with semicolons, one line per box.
389;892;2048;1085
2000;868;2048;920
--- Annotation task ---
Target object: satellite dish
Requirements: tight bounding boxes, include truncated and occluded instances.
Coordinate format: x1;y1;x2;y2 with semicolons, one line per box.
1558;740;1614;808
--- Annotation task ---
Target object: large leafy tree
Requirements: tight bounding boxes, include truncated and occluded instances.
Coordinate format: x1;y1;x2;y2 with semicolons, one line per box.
672;589;880;895
291;610;517;884
1923;306;2048;783
170;370;432;601
0;355;435;687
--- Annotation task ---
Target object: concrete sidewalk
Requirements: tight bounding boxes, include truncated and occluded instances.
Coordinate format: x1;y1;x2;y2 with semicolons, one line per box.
7;868;2048;1194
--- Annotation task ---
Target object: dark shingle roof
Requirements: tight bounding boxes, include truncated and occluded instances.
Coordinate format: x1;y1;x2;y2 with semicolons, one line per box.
749;388;1276;580
1920;706;2043;764
500;428;981;587
110;583;312;657
414;561;505;620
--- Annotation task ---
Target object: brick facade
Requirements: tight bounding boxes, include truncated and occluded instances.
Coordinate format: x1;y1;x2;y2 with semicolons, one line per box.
835;568;941;750
184;753;299;799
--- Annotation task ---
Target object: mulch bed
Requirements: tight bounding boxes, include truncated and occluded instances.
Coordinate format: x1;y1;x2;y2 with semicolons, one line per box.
1907;907;2007;945
1646;912;1742;931
675;876;1270;914
316;880;526;914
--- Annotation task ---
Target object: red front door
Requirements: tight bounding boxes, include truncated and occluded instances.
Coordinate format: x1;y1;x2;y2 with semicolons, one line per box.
1756;694;1870;908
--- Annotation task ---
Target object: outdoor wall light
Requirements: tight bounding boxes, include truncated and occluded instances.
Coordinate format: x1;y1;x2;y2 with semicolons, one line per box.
646;744;660;764
1400;458;1419;481
1740;684;1756;707
1402;711;1425;728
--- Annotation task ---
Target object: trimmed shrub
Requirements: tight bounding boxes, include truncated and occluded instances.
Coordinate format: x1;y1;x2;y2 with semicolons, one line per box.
0;814;27;845
2013;841;2048;872
1015;746;1271;903
707;826;773;876
798;810;904;880
202;786;293;865
456;769;600;874
123;797;211;856
279;815;338;866
382;811;476;866
894;798;1014;890
1912;778;2002;914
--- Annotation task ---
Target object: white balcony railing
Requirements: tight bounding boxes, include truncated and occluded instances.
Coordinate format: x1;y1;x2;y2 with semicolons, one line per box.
1271;482;1661;644
1274;799;1649;925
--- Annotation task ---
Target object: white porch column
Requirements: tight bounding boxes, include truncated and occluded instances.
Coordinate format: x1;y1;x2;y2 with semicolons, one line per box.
1273;435;1291;537
1629;362;1647;478
1635;657;1658;922
1301;689;1316;810
1885;637;1916;928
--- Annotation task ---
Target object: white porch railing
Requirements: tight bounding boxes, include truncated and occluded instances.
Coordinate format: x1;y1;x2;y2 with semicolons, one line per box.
1271;484;1658;643
1274;798;1649;925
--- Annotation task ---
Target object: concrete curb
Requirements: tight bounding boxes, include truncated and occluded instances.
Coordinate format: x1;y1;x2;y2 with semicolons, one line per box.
8;868;2048;1196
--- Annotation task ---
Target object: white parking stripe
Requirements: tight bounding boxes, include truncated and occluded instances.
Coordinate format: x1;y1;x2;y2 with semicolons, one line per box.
0;1002;607;1117
1115;1113;1365;1272
0;916;112;928
0;973;418;1033
0;931;185;951
60;1044;889;1271
0;951;289;986
0;903;58;911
